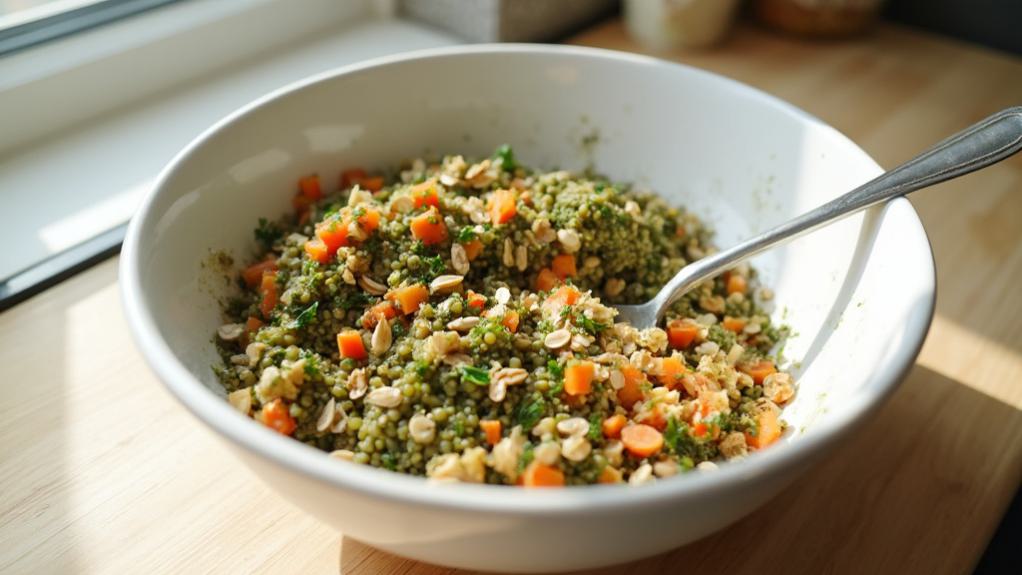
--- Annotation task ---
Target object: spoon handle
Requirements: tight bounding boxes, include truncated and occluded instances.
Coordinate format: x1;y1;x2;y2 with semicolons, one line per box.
650;106;1022;316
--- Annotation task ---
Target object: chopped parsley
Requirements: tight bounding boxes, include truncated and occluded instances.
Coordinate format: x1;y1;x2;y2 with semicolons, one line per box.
587;413;603;442
492;144;517;172
456;226;477;243
288;301;319;329
460;366;490;386
514;395;546;430
574;311;607;335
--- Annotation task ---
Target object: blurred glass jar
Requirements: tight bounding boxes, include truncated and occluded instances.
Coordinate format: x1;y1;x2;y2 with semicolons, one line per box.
624;0;742;49
753;0;887;37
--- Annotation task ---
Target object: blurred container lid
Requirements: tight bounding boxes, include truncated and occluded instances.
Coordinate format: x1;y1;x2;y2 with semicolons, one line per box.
397;0;617;43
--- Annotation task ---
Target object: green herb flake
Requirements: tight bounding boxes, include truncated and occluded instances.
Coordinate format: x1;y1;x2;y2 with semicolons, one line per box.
456;226;477;243
514;395;546;429
492;144;517;172
288;301;319;329
254;218;282;247
460;366;490;386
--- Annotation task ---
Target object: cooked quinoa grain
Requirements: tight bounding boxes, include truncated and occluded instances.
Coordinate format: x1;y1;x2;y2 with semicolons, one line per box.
214;147;794;486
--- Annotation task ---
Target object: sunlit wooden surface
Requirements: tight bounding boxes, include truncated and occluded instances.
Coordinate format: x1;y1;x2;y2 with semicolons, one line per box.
2;19;1021;575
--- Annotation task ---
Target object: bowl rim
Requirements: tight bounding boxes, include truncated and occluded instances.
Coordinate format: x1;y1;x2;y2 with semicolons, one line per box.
120;43;936;514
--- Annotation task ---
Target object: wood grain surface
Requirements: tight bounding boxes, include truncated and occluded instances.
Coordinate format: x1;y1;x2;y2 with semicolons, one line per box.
2;19;1021;575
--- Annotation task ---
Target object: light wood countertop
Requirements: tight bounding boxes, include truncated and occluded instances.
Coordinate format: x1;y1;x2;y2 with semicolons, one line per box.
3;19;1021;575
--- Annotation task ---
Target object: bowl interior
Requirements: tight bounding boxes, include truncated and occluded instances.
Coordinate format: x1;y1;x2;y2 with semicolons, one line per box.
128;46;934;489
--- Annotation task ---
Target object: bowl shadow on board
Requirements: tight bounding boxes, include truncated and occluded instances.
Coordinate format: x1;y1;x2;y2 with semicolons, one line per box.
335;362;1007;575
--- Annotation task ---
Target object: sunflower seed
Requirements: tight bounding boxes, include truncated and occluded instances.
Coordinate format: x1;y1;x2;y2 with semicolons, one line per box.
544;329;572;349
358;275;387;295
451;243;470;275
347;368;367;400
502;238;515;267
446;317;480;332
430;275;463;294
366;386;403;408
316;398;337;432
556;228;581;253
371;319;392;355
514;245;528;271
329;449;354;461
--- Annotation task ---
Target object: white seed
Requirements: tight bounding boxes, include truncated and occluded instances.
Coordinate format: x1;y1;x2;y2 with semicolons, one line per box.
556;417;590;437
341;268;356;285
744;322;762;335
229;354;249;366
494;286;511;305
720;432;748;459
697;461;719;472
763;372;795;404
695;313;718;326
609;369;625;390
358;275;388;295
544;329;572;349
514;244;528;271
451;243;470;275
534;442;561;466
428;453;464;481
390;195;415;214
347;188;372;206
316;398;337;432
217;323;244;341
653;460;679;478
604;440;625;467
330;404;348;433
430;274;464;294
347;220;368;242
604;278;626;297
366;386;403;408
442;353;473;367
726;343;745;366
624;200;641;217
556;228;581;253
584;256;601;269
489;379;507;402
460;446;487;483
371;319;392;355
561;435;592;462
329;449;355;462
408;414;437;444
629;463;655;486
531;218;556;243
439;173;459;187
699;294;726;314
245;342;266;367
531;417;556;438
502;238;515;267
446;317;480;332
695;341;720;356
493;367;529;387
347;368;367;400
227;388;252;414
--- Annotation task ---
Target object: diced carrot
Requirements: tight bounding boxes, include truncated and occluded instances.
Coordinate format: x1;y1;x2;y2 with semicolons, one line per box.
667;319;701;349
357;176;384;192
739;360;777;385
488;188;517;224
547;285;579;307
656;356;686;389
521;461;564;487
361;301;398;329
550;254;577;279
303;238;331;264
299;174;322;200
410;207;448;245
598;466;623;484
466;290;486;311
637;403;668;431
726;274;747;295
745;409;781;449
316;216;349;252
463;239;483;261
722;316;747;333
245;316;263;335
602;414;627;439
259;272;278;318
292;192;314;214
259;399;296;436
534;268;559;292
242;257;277;288
620;424;664;458
340;168;367;188
617;365;646;409
501;309;520;333
387;284;430;315
480;419;502;445
411;179;439;209
693;421;709;438
564;360;595;396
355;207;381;234
336;330;367;361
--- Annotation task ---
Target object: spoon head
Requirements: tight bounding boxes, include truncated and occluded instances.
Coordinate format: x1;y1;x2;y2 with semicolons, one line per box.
610;303;661;330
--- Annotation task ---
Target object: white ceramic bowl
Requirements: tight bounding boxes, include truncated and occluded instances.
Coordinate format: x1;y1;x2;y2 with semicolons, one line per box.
120;45;935;573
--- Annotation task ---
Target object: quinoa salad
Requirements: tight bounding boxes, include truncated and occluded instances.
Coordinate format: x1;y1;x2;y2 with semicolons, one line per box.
214;146;795;487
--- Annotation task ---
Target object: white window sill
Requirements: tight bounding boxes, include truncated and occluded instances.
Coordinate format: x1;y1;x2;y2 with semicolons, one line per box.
0;15;461;280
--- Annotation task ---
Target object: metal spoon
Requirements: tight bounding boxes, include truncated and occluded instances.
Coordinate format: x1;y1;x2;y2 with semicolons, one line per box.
614;106;1022;329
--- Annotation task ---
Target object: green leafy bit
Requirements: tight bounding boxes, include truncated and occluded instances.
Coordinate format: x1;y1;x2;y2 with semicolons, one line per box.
456;226;477;243
460;366;490;386
492;144;517;172
514;395;546;430
288;301;319;329
574;311;607;335
587;413;603;442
